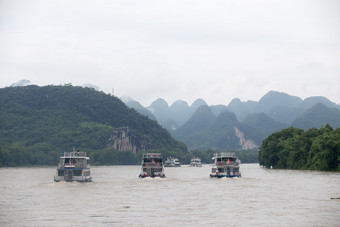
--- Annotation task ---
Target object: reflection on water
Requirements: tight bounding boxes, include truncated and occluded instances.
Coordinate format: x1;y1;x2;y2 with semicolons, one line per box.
1;164;340;226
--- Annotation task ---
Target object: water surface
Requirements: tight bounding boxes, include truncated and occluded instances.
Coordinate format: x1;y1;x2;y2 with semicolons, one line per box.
0;164;339;226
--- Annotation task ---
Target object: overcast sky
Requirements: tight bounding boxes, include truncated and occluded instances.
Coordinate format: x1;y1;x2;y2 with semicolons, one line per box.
1;0;339;106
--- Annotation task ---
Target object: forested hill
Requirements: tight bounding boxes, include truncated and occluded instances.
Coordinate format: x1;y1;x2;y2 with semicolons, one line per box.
258;125;340;171
0;85;187;166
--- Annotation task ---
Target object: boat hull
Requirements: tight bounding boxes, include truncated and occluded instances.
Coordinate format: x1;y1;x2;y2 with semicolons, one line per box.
54;175;92;182
190;164;202;167
139;174;165;178
210;174;241;178
54;168;92;182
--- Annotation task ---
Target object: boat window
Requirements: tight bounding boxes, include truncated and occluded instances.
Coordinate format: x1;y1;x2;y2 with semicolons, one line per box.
154;158;162;163
58;170;64;176
73;170;82;176
217;158;222;162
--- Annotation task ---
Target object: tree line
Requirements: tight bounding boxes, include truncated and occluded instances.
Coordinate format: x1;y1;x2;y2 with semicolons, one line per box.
258;125;340;171
0;141;258;167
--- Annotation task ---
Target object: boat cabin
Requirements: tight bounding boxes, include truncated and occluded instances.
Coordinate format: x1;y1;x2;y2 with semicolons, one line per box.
139;153;165;178
54;150;92;182
210;153;241;178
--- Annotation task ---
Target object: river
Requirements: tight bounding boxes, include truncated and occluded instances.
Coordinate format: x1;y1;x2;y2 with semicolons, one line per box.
0;164;339;226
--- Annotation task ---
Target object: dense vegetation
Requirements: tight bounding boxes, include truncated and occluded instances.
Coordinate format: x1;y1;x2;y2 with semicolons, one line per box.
0;85;187;166
258;125;340;171
0;141;257;166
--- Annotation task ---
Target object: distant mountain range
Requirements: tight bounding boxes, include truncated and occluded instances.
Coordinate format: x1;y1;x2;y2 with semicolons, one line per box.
7;80;340;152
122;91;340;151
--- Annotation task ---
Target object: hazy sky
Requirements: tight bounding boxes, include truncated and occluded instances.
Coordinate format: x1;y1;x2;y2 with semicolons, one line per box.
1;0;339;106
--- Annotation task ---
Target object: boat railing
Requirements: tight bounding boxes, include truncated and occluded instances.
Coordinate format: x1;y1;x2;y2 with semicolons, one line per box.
64;151;87;157
58;163;87;168
142;153;162;159
214;161;239;166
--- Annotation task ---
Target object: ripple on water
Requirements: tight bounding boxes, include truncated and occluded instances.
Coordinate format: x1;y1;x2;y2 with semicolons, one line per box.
0;164;340;226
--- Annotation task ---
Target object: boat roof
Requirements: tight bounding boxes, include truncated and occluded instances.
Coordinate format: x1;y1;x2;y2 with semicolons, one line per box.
142;153;162;158
213;153;236;158
61;151;89;159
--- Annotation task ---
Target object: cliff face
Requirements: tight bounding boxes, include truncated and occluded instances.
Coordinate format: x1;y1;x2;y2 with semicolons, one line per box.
107;127;151;154
234;127;258;150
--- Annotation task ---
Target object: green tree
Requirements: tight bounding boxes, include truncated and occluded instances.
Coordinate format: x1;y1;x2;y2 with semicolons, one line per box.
259;125;339;171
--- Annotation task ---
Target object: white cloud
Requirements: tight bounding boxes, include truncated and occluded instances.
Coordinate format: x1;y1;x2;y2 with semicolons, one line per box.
0;0;339;106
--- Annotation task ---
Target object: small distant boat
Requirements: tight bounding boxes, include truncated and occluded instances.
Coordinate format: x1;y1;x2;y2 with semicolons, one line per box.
190;157;202;167
54;148;92;182
164;157;181;167
139;153;165;178
210;153;241;178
